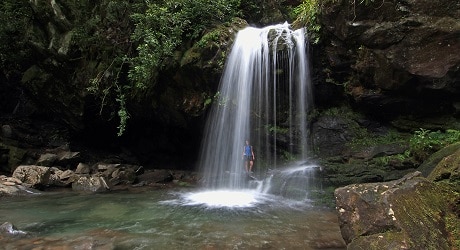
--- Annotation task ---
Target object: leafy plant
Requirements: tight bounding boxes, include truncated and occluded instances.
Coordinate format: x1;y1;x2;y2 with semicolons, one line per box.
0;1;33;74
350;129;407;149
291;0;321;43
282;150;296;161
265;125;289;134
129;0;241;89
373;150;411;167
73;1;137;136
409;129;460;161
115;83;130;136
196;29;222;49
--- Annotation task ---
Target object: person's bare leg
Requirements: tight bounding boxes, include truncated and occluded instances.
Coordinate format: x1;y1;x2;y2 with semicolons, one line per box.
249;161;253;173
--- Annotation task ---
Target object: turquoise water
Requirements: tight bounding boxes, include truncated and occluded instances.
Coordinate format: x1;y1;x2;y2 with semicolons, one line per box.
0;188;345;249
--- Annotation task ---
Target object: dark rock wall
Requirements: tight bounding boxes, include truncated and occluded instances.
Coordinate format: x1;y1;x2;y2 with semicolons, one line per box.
316;0;460;120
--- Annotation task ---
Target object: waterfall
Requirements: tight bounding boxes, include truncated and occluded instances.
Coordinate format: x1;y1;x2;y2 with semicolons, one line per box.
198;23;312;190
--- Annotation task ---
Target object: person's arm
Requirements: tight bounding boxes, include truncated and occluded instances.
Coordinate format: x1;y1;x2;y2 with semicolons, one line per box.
251;146;255;160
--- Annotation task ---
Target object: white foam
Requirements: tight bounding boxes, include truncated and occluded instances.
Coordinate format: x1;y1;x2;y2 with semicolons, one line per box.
182;190;261;208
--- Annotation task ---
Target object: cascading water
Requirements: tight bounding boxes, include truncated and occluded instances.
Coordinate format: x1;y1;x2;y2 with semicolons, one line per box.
198;23;313;194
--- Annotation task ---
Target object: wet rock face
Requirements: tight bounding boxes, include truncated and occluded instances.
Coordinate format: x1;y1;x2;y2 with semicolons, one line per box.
311;115;358;157
334;171;456;249
319;0;460;118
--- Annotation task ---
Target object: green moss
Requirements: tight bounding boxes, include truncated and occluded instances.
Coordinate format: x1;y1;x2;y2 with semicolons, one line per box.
390;181;454;249
348;231;411;249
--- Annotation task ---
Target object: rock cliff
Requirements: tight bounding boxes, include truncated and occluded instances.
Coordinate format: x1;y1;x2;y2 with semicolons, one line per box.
317;0;459;119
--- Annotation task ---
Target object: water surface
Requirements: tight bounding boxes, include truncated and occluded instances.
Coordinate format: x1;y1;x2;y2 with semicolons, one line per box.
0;188;346;249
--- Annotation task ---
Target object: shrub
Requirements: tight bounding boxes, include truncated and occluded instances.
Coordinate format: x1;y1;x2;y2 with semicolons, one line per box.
129;0;241;89
410;128;460;161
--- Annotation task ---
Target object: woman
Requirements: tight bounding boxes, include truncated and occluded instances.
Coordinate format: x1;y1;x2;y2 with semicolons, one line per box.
242;140;255;173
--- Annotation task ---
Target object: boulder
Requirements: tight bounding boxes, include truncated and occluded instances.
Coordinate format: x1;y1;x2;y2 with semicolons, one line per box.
36;149;80;168
335;171;457;249
12;165;51;188
0;175;39;196
109;167;136;185
55;151;80;169
75;163;91;174
92;163;139;186
71;175;110;192
36;153;58;167
419;142;460;177
48;167;77;187
428;145;460;192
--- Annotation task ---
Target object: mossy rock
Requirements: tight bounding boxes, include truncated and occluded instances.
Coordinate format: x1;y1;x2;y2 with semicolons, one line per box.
335;172;459;249
419;142;460;177
428;145;460;188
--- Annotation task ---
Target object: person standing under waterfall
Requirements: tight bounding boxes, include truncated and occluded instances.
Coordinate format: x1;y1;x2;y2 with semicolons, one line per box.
242;140;255;173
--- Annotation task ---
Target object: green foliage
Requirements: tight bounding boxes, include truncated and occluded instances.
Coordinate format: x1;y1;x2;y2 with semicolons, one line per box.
351;129;407;149
130;3;182;89
83;0;241;135
72;1;137;136
196;30;222;49
281;150;296;161
203;91;224;109
129;0;241;89
0;1;33;73
373;150;411;167
409;128;460;161
78;0;241;136
265;125;289;134
292;0;321;43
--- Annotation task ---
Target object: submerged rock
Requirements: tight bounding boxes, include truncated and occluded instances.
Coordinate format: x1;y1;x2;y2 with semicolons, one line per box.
0;222;27;237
